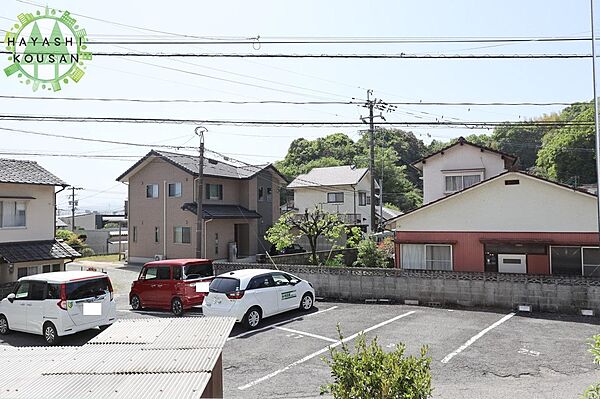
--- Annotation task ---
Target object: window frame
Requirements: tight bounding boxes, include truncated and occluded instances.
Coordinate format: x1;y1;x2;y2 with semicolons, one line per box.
146;184;159;198
0;200;27;228
401;243;453;271
327;192;344;203
443;171;484;194
549;245;583;276
132;226;138;243
154;226;160;243
173;226;191;244
258;186;265;202
582;246;600;277
205;183;224;201
168;182;182;198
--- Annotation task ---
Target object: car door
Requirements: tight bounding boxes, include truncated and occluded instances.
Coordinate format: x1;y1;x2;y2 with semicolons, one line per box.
271;272;300;311
25;281;46;334
137;266;158;306
247;274;279;317
9;281;30;331
153;266;174;307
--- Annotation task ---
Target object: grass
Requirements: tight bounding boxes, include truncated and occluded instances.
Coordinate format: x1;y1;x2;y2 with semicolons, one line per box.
78;254;123;262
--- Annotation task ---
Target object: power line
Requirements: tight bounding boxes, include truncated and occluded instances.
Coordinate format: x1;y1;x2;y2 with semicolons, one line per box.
0;95;579;107
2;51;591;59
0;115;593;127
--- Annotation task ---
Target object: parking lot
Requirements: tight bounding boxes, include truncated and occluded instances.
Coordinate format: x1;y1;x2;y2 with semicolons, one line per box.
0;262;598;398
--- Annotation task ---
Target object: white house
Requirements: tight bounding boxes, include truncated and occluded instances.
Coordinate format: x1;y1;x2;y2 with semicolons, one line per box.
0;159;79;283
287;165;378;233
413;137;518;204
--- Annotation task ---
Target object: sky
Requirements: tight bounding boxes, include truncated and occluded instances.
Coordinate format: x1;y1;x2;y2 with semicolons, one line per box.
0;0;596;213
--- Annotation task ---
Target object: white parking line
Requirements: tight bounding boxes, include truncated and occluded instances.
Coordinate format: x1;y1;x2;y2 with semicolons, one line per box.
276;326;338;343
226;305;339;342
237;310;416;391
441;312;515;364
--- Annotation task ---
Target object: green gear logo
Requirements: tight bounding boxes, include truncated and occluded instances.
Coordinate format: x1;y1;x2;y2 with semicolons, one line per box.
3;7;91;92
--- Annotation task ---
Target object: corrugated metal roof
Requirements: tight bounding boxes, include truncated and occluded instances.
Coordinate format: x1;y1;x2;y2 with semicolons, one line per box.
88;318;170;344
0;317;234;398
47;346;221;374
6;373;212;399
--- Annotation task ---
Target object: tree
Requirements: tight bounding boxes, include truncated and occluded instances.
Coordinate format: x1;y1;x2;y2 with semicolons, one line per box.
352;238;391;268
321;327;432;399
266;207;346;264
582;335;600;399
536;102;596;184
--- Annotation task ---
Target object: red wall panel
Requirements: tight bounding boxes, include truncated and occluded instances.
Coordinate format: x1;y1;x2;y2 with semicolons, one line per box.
395;231;599;273
527;254;550;275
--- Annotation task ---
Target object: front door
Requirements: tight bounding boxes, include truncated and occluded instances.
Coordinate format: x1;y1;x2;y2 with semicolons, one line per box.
234;223;250;257
271;272;300;311
137;266;158;306
153;266;173;307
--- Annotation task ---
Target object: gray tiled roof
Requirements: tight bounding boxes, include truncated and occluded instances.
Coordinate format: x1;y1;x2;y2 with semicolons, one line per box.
288;165;369;188
0;159;66;186
116;150;276;182
0;240;80;263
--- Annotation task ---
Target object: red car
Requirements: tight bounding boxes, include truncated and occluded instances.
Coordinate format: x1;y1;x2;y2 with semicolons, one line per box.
129;259;214;316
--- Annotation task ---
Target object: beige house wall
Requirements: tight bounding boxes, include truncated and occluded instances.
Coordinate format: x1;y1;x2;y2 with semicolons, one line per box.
0;259;66;283
0;183;55;243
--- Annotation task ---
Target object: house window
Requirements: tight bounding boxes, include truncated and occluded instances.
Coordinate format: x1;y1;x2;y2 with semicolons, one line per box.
267;188;273;202
206;184;223;200
358;191;371;206
52;264;61;272
174;227;191;244
154;227;160;243
0;201;26;228
401;244;452;271
550;246;581;275
258;187;265;202
43;265;50;273
583;247;600;277
17;265;39;279
444;174;482;193
132;226;138;243
146;184;159;198
215;233;219;255
327;192;344;203
168;182;182;197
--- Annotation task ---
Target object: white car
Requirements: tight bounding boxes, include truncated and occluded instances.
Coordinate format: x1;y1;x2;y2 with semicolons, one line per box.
0;271;117;345
202;269;315;329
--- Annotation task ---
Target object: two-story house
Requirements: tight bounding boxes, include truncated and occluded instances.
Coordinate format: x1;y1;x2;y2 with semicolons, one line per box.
414;137;517;204
287;165;377;233
0;159;79;283
385;139;600;276
117;150;286;264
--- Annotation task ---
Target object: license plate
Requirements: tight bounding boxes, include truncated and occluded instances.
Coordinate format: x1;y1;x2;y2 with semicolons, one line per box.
195;282;210;293
83;302;102;316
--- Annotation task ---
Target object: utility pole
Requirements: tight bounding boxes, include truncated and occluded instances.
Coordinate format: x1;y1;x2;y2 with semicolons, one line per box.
68;186;83;231
361;90;397;233
195;126;207;259
591;0;600;243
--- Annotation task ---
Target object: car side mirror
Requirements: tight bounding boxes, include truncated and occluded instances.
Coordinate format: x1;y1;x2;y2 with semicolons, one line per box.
6;293;15;303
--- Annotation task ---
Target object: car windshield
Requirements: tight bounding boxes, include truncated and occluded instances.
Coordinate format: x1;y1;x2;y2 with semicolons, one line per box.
66;277;109;300
184;263;213;280
209;277;240;293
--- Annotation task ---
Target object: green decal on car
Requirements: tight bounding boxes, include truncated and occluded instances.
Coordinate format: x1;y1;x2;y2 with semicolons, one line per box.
67;301;73;309
281;291;297;300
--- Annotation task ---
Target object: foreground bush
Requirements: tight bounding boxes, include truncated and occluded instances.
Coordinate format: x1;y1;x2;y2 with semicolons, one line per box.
322;327;432;399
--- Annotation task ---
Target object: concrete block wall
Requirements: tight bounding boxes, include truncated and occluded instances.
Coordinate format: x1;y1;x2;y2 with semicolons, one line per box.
213;261;600;315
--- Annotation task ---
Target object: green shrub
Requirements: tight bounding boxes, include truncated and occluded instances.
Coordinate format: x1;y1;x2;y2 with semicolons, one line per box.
353;239;390;268
582;335;600;399
321;327;432;399
80;247;95;257
324;253;346;267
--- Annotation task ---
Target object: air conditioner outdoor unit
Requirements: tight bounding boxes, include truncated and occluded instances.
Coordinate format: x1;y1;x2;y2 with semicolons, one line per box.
154;254;164;261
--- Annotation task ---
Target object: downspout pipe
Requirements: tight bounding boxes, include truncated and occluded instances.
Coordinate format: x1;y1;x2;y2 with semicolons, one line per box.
54;184;68;236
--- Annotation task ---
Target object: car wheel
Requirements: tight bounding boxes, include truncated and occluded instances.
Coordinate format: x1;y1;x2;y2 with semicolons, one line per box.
243;307;262;329
0;315;10;335
300;293;314;311
43;322;60;346
171;298;184;317
130;295;142;310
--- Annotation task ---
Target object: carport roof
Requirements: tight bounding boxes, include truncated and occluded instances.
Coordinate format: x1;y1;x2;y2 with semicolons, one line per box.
0;239;80;264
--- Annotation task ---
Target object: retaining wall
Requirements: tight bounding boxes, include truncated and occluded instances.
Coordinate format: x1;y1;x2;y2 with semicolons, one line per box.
213;261;600;315
264;248;358;266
